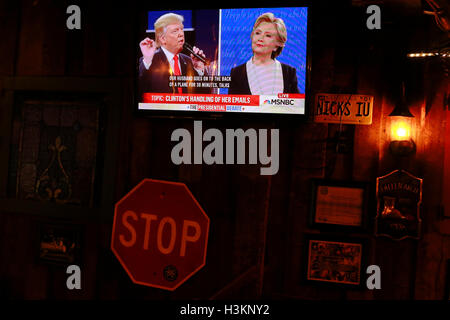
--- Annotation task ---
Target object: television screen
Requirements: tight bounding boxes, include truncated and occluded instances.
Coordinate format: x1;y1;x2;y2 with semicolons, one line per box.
137;7;308;116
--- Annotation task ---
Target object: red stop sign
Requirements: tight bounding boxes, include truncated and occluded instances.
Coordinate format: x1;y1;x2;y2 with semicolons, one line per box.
111;179;210;291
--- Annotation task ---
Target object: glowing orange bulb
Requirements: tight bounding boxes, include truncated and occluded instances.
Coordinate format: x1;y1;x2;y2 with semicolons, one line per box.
396;127;407;138
390;116;412;141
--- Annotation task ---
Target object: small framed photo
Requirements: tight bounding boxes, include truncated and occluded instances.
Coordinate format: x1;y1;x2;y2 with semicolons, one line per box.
310;179;369;231
305;237;364;286
36;222;83;266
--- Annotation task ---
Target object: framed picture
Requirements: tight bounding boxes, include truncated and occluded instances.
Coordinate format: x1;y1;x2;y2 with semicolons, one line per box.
309;179;369;231
36;222;83;266
0;77;121;221
305;237;364;286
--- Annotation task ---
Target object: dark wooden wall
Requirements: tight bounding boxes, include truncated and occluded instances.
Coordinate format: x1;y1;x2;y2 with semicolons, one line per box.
0;0;449;300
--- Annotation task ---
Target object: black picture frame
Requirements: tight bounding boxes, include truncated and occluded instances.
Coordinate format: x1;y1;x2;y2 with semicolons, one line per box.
0;77;121;223
303;234;366;288
309;179;370;232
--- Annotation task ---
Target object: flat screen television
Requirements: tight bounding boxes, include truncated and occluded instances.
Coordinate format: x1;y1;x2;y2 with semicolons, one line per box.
136;6;310;118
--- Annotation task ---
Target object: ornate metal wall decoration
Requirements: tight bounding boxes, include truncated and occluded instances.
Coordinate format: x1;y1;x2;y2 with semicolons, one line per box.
375;169;423;240
35;136;72;203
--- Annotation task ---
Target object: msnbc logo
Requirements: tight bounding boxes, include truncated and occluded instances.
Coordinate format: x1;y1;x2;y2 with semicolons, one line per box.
263;99;295;106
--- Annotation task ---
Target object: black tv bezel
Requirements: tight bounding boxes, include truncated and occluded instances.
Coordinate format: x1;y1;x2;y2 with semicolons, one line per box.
133;2;314;123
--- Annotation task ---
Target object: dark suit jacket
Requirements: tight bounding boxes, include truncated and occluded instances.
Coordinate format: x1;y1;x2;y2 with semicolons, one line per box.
138;48;210;100
228;61;300;95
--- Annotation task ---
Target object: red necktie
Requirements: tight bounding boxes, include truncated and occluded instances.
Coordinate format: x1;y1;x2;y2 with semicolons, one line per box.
173;55;182;94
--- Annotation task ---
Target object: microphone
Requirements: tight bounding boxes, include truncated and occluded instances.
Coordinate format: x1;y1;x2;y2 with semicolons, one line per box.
183;43;210;66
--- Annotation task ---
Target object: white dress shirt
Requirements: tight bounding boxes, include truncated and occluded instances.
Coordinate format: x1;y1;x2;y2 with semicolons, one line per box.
246;58;283;95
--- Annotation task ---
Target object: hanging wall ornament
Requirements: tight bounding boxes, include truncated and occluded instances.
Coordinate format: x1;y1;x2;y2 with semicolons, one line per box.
375;169;423;240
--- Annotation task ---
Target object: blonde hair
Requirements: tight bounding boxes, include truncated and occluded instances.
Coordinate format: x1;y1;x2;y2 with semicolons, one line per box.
251;12;287;59
154;13;184;46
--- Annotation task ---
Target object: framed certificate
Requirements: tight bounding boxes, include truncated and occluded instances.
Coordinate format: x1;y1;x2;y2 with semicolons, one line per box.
309;179;369;231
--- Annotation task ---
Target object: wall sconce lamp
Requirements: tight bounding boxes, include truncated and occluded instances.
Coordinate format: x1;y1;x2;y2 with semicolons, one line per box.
389;84;416;156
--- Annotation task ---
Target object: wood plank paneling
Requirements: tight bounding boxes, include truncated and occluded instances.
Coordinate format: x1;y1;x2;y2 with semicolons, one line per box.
442;98;450;222
16;0;67;75
0;0;20;75
262;125;294;297
81;1;110;75
110;2;137;77
65;10;84;76
282;124;328;298
174;120;238;299
0;213;30;298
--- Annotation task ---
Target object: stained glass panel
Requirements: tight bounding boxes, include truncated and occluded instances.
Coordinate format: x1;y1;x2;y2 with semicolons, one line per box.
8;98;101;207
